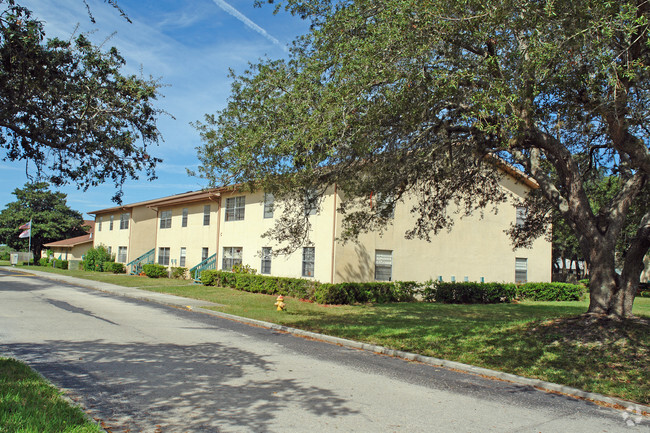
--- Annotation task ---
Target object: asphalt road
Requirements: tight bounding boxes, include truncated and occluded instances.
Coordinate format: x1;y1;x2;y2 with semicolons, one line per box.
0;267;647;432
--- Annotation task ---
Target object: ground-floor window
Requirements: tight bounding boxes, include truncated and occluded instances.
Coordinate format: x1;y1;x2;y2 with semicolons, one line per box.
515;258;528;283
158;247;170;266
261;247;272;274
375;250;392;281
202;247;209;262
222;247;242;271
179;247;186;267
117;246;127;263
302;247;315;277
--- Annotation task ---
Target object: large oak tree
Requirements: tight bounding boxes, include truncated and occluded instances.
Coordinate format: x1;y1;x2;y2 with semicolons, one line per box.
0;0;162;202
194;0;650;319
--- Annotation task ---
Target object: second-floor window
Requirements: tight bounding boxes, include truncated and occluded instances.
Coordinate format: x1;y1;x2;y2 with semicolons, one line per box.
203;205;211;225
98;217;102;231
119;213;130;230
225;196;245;221
109;215;114;230
264;193;274;218
516;206;527;227
160;210;172;229
182;208;188;227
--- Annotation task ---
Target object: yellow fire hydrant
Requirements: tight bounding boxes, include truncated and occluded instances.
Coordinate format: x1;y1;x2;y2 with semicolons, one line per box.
274;295;286;311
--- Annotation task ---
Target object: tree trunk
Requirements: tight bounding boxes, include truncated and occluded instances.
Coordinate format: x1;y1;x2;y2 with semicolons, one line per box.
587;244;619;316
613;214;650;317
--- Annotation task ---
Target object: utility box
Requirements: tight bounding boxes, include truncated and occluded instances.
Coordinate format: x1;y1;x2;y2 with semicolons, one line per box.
10;253;18;266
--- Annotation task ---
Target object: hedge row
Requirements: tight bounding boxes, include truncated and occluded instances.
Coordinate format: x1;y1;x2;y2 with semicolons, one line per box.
200;270;588;305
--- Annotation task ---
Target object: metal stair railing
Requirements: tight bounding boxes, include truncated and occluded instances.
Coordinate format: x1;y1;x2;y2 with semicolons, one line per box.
189;253;217;283
126;248;155;275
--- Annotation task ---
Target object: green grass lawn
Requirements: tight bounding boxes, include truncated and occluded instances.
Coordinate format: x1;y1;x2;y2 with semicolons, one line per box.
0;358;101;433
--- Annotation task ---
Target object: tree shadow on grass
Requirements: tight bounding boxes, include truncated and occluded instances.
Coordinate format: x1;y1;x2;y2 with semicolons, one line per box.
1;340;359;432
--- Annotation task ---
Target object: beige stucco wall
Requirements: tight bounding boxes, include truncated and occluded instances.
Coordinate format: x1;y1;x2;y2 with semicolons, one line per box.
333;175;552;284
216;187;337;281
154;200;220;268
49;243;92;261
93;206;157;263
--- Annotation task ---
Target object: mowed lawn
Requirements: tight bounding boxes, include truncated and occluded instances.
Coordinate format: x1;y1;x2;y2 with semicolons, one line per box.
5;265;650;405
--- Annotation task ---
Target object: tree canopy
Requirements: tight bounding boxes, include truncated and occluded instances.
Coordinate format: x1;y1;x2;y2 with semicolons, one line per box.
0;182;87;256
195;0;650;318
0;0;163;202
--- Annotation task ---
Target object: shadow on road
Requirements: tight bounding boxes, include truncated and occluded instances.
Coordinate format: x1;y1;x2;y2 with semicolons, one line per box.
2;339;359;432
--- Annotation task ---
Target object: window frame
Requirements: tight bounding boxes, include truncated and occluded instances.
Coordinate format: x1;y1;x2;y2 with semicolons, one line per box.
181;208;188;227
201;247;209;262
160;210;172;229
225;196;246;221
98;217;102;232
515;257;528;283
222;246;243;271
203;204;211;226
516;206;527;227
117;246;128;263
374;249;393;281
302;247;315;277
119;213;130;230
179;247;186;267
261;247;272;274
263;193;274;219
158;247;170;266
109;215;114;231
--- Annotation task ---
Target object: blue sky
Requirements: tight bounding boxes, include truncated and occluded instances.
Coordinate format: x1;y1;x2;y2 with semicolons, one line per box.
1;0;310;218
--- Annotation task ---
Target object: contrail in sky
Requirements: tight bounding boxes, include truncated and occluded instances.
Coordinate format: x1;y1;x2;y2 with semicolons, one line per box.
211;0;287;52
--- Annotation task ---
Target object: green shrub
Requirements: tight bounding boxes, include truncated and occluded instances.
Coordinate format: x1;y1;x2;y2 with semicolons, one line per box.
638;291;650;298
83;245;113;271
103;262;126;274
579;279;589;287
201;270;317;299
434;282;516;304
171;267;187;279
232;264;257;274
517;282;585;301
0;251;9;260
38;257;48;266
142;264;167;278
314;284;352;304
54;259;68;270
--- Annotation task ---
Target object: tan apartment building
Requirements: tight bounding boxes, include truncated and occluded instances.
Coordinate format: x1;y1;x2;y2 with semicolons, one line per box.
89;171;552;283
43;221;95;262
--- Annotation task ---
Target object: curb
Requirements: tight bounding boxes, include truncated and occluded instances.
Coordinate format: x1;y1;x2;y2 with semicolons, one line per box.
8;267;650;417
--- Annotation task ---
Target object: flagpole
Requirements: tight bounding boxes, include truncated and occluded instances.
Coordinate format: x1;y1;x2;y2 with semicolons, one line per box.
28;218;32;266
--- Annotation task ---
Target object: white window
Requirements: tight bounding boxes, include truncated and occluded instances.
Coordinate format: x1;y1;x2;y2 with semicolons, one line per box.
179;247;186;267
109;215;114;231
516;206;527;227
117;246;127;263
261;247;272;274
302;247;315;277
515;258;528;283
160;210;172;229
119;213;130;230
374;250;392;281
203;205;211;225
158;247;170;266
202;247;209;261
373;192;395;218
264;193;274;219
222;247;242;271
182;208;188;227
107;246;112;256
98;217;102;231
225;196;245;221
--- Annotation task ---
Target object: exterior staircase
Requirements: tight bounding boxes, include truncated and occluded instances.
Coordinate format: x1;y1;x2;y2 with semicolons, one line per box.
126;248;155;275
189;253;217;283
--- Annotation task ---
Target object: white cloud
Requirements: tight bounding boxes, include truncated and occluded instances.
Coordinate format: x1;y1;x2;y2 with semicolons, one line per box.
210;0;287;52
